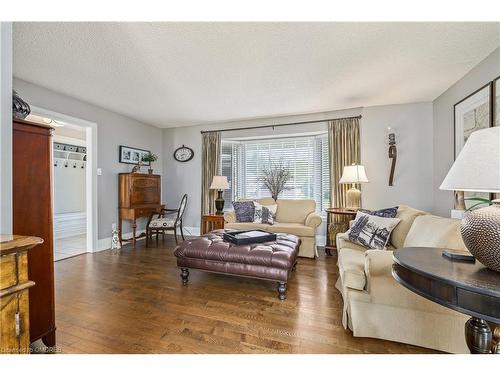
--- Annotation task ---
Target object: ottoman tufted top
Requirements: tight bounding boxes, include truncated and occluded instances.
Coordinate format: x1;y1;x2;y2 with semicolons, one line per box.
174;230;300;270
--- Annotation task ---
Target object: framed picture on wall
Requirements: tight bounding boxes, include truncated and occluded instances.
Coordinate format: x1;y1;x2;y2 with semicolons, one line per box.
494;76;500;127
119;145;151;166
493;76;500;201
454;83;492;209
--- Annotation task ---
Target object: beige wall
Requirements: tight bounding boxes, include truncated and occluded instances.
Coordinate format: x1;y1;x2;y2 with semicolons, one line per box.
432;48;500;217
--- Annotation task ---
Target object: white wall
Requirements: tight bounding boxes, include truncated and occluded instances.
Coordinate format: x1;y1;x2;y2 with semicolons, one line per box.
432;47;500;217
0;23;13;234
53;133;86;214
163;103;434;232
13;78;164;240
361;103;434;211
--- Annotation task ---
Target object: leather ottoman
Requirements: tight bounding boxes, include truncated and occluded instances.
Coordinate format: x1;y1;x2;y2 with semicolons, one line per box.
174;230;300;300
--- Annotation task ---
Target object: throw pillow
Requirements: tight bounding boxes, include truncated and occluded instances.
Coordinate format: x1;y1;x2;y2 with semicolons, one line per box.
340;212;401;250
359;206;399;218
233;201;255;222
253;202;277;225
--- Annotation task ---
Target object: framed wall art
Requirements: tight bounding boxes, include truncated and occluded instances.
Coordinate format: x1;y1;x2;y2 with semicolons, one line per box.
494;75;500;127
119;145;151;166
454;82;493;209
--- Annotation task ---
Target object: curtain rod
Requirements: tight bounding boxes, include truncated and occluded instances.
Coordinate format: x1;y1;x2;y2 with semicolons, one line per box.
200;115;362;134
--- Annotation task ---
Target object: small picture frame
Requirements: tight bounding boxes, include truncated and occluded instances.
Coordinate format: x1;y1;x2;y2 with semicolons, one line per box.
119;145;151;166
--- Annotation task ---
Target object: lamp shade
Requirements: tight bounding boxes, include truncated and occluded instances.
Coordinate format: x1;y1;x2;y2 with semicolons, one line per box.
339;165;369;184
209;175;229;190
440;126;500;193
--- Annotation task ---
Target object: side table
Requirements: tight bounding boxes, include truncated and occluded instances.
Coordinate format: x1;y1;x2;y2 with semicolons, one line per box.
201;214;225;234
324;208;357;256
393;247;500;354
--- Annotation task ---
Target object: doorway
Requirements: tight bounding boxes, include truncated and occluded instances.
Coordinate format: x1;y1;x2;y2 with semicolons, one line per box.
26;107;98;259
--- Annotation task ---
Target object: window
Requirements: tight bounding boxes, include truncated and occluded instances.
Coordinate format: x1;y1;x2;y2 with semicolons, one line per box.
221;134;330;212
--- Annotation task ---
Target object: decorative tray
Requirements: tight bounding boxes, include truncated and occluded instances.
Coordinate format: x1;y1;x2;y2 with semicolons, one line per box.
223;229;277;245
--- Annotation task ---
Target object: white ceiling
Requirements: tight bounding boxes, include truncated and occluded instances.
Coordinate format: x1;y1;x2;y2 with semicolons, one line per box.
13;22;500;128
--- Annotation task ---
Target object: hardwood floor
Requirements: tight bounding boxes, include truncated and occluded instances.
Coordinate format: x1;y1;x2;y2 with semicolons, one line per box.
53;236;437;354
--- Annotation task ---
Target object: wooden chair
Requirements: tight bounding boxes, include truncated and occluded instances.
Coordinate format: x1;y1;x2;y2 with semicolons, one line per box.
146;194;188;247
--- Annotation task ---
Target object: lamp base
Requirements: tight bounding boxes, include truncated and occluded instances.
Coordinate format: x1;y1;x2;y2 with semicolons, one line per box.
461;200;500;272
345;186;361;211
214;190;225;215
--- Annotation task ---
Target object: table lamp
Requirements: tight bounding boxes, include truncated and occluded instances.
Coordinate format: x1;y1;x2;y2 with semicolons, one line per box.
339;164;369;210
440;126;500;272
209;176;229;215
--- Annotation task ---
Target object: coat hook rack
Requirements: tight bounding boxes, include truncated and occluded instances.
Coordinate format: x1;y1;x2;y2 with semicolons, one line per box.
387;127;397;186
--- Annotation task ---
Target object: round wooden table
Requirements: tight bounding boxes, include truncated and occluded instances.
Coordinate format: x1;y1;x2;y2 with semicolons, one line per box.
392;247;500;354
324;208;357;255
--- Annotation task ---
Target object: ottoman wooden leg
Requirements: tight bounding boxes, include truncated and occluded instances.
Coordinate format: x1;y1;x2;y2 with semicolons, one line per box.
277;282;287;300
181;268;189;285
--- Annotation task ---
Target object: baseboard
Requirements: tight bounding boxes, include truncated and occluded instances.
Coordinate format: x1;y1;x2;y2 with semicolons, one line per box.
96;230;146;252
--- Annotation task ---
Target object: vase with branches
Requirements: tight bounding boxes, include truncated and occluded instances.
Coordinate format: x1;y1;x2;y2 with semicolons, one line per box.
259;161;292;201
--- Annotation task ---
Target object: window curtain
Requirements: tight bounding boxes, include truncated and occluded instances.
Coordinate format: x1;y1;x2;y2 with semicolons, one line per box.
328;117;361;208
201;132;221;219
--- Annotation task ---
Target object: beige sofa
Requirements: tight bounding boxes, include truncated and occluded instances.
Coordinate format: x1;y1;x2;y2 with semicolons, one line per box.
336;205;469;353
224;198;322;258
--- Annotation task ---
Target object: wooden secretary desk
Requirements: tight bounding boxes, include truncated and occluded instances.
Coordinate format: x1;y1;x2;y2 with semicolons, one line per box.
118;173;162;247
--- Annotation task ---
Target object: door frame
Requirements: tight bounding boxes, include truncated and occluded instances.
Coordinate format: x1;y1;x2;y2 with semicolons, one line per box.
30;106;98;253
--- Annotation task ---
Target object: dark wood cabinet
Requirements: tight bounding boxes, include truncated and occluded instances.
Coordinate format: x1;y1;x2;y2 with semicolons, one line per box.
119;173;162;246
12;119;56;347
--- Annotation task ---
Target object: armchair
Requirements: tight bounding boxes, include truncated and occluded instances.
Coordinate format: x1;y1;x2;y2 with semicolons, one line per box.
146;194;188;247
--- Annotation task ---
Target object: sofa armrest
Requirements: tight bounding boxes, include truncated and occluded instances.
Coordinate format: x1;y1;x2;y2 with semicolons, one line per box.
224;211;236;223
365;249;394;276
364;250;394;292
305;212;322;228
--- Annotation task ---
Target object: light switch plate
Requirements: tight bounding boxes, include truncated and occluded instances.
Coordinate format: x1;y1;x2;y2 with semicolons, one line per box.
97;168;102;176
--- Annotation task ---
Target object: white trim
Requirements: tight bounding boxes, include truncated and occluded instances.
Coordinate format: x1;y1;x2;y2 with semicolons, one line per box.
30;106;99;253
54;212;86;239
96;230;147;252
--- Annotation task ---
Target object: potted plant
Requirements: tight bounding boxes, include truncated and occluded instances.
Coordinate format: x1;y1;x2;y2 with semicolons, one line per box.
142;152;158;174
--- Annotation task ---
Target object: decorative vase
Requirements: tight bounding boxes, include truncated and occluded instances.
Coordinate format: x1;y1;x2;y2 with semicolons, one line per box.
111;223;121;251
461;201;500;272
148;168;153;174
12;90;31;119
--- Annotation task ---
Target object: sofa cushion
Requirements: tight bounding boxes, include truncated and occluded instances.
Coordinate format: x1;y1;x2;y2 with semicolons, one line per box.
253;202;277;224
268;222;315;237
338;248;367;291
340;212;401;250
391;205;428;248
404;215;466;251
360;206;398;218
233;201;255;222
276;199;316;224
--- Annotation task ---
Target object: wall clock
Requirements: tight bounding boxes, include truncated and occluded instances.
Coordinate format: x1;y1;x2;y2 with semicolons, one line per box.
173;145;194;162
